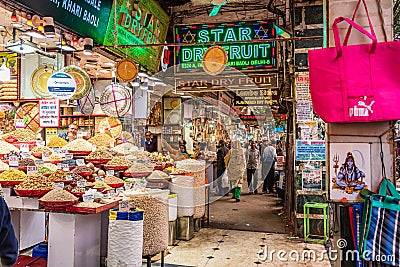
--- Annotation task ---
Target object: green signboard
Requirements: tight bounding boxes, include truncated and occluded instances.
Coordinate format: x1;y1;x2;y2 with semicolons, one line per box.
175;20;276;73
14;0;112;45
103;0;170;73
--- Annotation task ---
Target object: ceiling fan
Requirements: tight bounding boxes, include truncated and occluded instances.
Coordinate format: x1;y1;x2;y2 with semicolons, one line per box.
209;0;229;16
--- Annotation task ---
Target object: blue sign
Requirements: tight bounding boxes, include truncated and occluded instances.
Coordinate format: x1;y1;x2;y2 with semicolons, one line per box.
295;140;326;161
47;72;76;100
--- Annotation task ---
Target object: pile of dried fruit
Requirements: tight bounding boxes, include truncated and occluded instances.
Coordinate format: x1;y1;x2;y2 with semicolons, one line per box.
3;129;36;142
0;141;18;154
18;158;35;168
14;173;54;190
86;149;113;160
62;139;92;151
0;168;26;181
104;176;123;185
48;169;67;182
47;136;68;148
88;133;115;147
31;146;52;154
105;156;131;167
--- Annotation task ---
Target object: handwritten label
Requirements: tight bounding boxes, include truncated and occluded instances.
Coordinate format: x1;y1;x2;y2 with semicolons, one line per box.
36;140;45;146
61;164;69;171
109;189;115;198
34;159;44;167
56;163;62;169
124;181;132;190
103;192;110;198
83;194;94;203
116;187;124;194
59;150;67;158
95;176;104;183
54;182;64;189
92;145;97;151
27;166;38;175
66;174;73;181
9;156;18;167
21;152;31;159
77;179;86;187
65;154;73;160
106;170;114;176
42;152;50;162
119;200;130;212
20;143;29;152
15;119;25;128
76;159;85;166
110;141;115;148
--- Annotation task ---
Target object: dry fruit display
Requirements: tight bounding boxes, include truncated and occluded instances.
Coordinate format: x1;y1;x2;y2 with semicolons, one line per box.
3;128;36;142
62;139;92;152
37;166;54;176
88;133;115;147
104;156;131;167
47;136;68;148
40;189;78;202
0;168;27;181
48;169;67;182
14;173;54;190
0;141;18;154
86;149;113;160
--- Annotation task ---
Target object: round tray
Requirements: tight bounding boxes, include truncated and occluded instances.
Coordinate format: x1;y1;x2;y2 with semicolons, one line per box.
0;180;23;187
61;65;91;100
74;170;93;177
31;152;43;159
14;189;51;197
31;65;53;98
71;191;85;200
106;182;124;188
104;165;129;171
153;165;165;170
115;58;138;82
38;199;78;211
85;158;111;165
123;171;152;178
69;151;92;156
50;160;63;164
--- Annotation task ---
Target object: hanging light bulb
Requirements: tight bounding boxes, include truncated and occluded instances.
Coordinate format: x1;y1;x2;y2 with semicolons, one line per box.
83;38;93;55
37;23;44;32
26;14;33;26
43;17;55;38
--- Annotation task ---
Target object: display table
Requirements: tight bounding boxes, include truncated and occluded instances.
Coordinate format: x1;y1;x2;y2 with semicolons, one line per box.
4;186;119;267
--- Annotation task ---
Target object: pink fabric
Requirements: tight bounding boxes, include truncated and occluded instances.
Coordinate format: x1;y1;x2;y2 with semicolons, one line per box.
308;14;400;123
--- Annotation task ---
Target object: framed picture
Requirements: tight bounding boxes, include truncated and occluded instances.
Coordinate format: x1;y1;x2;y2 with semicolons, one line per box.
329;143;371;202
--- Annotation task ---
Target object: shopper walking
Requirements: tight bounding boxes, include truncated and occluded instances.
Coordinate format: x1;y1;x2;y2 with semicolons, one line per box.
216;140;229;196
225;141;246;202
246;140;260;194
261;140;277;193
0;186;18;267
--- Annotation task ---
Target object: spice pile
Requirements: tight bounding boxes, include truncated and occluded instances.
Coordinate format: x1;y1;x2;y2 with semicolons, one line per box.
47;136;68;148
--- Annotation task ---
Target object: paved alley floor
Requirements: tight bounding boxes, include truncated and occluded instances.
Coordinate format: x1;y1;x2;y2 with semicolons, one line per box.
155;228;330;267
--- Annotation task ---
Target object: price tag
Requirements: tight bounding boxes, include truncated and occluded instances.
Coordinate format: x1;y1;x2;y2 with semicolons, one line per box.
103;192;110;198
119;199;130;212
116;187;124;194
34;159;44;167
42;153;50;162
76;159;85;166
65;154;73;160
92;145;97;151
100;128;105;134
66;174;73;181
83;194;94;203
106;170;114;176
20;143;29;152
9;156;18;167
95;176;104;183
59;150;67;158
0;131;3;139
54;182;64;189
77;179;86;187
56;163;62;170
109;189;115;198
27;166;38;175
124;181;132;190
21;152;31;159
61;164;69;171
15;119;25;128
110;142;115;148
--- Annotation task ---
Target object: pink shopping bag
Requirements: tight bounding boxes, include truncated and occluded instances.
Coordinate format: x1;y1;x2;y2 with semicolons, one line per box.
308;0;400;123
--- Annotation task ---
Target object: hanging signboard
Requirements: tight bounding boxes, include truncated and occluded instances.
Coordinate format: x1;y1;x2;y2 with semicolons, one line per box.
103;0;170;73
295;140;326;161
39;99;60;127
47;72;76;100
13;0;112;45
175;20;276;73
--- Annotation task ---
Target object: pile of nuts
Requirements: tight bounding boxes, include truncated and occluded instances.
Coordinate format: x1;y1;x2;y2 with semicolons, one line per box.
18;158;35;168
31;146;52;154
0;168;26;181
40;189;77;202
104;175;123;185
88;133;115;147
105;156;131;167
14;173;54;190
0;141;18;154
71;166;92;174
2;151;21;160
127;193;169;256
125;163;154;173
37;166;53;175
86;149;113;160
0;160;9;171
48;169;67;182
62;139;92;151
3;129;36;142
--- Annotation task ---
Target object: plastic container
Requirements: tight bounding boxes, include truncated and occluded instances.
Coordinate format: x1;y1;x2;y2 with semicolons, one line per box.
32;242;48;261
168;193;178;222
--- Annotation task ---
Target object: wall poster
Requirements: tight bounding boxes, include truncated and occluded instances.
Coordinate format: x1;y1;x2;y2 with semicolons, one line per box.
329;143;371;202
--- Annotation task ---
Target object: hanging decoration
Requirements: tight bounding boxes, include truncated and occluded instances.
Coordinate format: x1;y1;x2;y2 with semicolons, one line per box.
61;65;91;100
202;45;228;75
15;102;41;133
99;83;131;117
78;85;95;115
31;65;54;98
115;58;138;83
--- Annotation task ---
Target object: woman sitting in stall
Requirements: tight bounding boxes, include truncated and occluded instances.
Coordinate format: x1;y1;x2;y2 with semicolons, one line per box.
191;142;205;160
162;139;191;161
